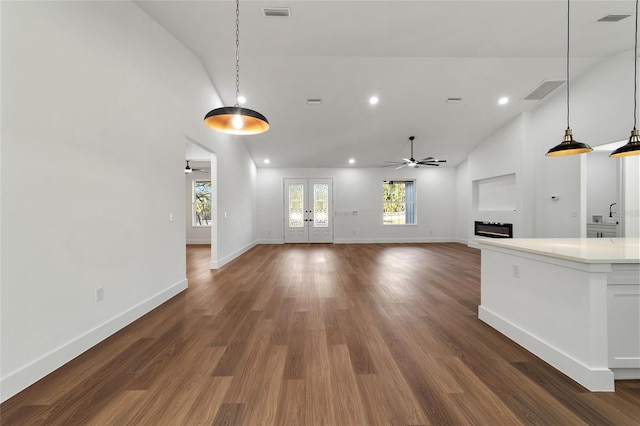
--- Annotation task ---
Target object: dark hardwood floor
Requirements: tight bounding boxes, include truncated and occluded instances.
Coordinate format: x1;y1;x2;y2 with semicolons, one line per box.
2;243;639;425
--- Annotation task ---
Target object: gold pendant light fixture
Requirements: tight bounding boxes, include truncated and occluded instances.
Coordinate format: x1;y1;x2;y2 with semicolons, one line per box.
203;0;269;135
611;0;640;158
546;0;592;157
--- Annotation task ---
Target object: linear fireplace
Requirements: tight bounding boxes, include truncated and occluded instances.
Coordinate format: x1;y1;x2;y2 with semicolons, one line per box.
474;221;513;238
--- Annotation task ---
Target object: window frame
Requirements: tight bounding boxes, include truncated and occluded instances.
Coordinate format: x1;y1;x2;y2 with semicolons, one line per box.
382;179;416;225
192;179;212;227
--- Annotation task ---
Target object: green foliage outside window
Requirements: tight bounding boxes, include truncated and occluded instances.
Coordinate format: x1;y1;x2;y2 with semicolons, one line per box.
383;181;415;224
194;181;212;226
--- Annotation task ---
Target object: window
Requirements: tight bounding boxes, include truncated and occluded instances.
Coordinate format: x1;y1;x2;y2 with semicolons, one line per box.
383;180;415;224
193;180;212;226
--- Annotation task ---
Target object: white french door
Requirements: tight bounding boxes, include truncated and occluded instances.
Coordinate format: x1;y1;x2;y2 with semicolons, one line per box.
284;178;333;243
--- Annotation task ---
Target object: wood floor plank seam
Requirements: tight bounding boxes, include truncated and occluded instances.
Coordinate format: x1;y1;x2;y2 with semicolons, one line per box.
1;243;638;426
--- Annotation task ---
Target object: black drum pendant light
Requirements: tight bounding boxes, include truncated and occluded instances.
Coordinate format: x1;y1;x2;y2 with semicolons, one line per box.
611;0;640;158
546;0;592;157
203;0;269;135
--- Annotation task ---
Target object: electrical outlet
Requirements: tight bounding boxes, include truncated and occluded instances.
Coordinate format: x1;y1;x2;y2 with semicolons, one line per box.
512;265;520;278
95;287;104;302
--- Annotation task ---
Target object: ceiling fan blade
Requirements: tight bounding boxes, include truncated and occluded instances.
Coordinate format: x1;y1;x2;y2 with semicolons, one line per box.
418;159;446;164
419;156;434;161
402;158;412;163
395;164;407;170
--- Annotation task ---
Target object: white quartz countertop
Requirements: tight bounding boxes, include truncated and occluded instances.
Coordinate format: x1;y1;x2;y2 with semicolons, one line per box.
478;238;640;263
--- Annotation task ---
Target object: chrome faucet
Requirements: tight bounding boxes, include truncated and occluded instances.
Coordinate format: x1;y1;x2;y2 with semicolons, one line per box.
609;203;617;218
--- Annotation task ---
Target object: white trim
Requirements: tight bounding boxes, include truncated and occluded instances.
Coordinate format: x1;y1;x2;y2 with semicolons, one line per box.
210;241;257;269
186;239;212;245
612;368;640;380
333;237;456;244
0;279;188;402
257;239;285;244
478;305;615;392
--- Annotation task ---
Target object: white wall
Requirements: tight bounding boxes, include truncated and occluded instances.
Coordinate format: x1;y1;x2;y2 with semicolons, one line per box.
458;49;640;242
622;156;640;237
0;1;257;401
467;115;527;244
455;160;470;243
257;167;457;243
531;49;636;238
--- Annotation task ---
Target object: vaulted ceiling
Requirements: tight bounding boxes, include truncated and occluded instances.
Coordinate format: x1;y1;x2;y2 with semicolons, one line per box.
135;0;637;168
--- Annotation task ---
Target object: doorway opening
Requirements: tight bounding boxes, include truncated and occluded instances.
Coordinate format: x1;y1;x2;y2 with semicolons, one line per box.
284;178;333;243
185;136;217;266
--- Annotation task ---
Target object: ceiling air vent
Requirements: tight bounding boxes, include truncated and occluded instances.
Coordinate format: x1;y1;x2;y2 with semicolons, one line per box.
262;7;291;17
307;98;322;105
523;80;565;101
597;14;631;22
445;97;462;104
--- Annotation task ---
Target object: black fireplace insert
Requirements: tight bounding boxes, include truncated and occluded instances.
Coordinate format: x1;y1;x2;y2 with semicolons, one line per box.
474;221;513;238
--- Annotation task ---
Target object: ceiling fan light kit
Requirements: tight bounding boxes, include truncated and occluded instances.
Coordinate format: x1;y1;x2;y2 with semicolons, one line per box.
203;0;269;136
185;161;207;174
384;136;447;169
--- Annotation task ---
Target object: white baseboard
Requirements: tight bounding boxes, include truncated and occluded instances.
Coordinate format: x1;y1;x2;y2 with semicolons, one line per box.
257;239;284;244
210;241;257;269
612;368;640;380
186;239;211;245
0;279;188;403
333;237;456;244
478;305;615;392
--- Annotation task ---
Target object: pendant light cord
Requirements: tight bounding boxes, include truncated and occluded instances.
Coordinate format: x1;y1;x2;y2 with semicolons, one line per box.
235;0;241;106
634;0;638;130
566;0;571;130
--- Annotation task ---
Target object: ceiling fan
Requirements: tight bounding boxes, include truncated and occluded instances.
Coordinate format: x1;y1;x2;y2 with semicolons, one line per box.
184;160;207;174
384;136;447;169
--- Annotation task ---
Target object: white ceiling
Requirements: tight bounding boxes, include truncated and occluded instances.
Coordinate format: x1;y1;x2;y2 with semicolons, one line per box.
135;0;637;168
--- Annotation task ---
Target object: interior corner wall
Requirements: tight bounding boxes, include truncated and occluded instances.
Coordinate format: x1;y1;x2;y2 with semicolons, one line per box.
206;141;257;269
256;167;457;244
0;1;246;402
455;160;471;244
463;49;639;241
622;156;640;238
466;114;526;245
529;49;636;237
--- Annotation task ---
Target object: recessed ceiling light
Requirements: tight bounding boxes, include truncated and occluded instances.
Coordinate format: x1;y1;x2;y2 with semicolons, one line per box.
349;158;355;164
237;95;246;104
264;158;270;164
498;97;509;105
369;96;379;105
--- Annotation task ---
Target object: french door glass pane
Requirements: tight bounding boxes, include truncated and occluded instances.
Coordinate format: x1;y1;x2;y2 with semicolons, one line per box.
289;184;304;227
313;183;329;227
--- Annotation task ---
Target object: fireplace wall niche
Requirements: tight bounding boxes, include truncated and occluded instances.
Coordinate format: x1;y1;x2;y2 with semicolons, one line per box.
471;173;519;243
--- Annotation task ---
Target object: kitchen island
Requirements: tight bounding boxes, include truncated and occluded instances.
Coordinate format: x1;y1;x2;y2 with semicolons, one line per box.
478;238;639;392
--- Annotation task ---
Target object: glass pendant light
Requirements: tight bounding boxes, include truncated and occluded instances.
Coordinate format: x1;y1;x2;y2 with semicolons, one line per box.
546;0;592;156
611;0;640;158
203;0;269;135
